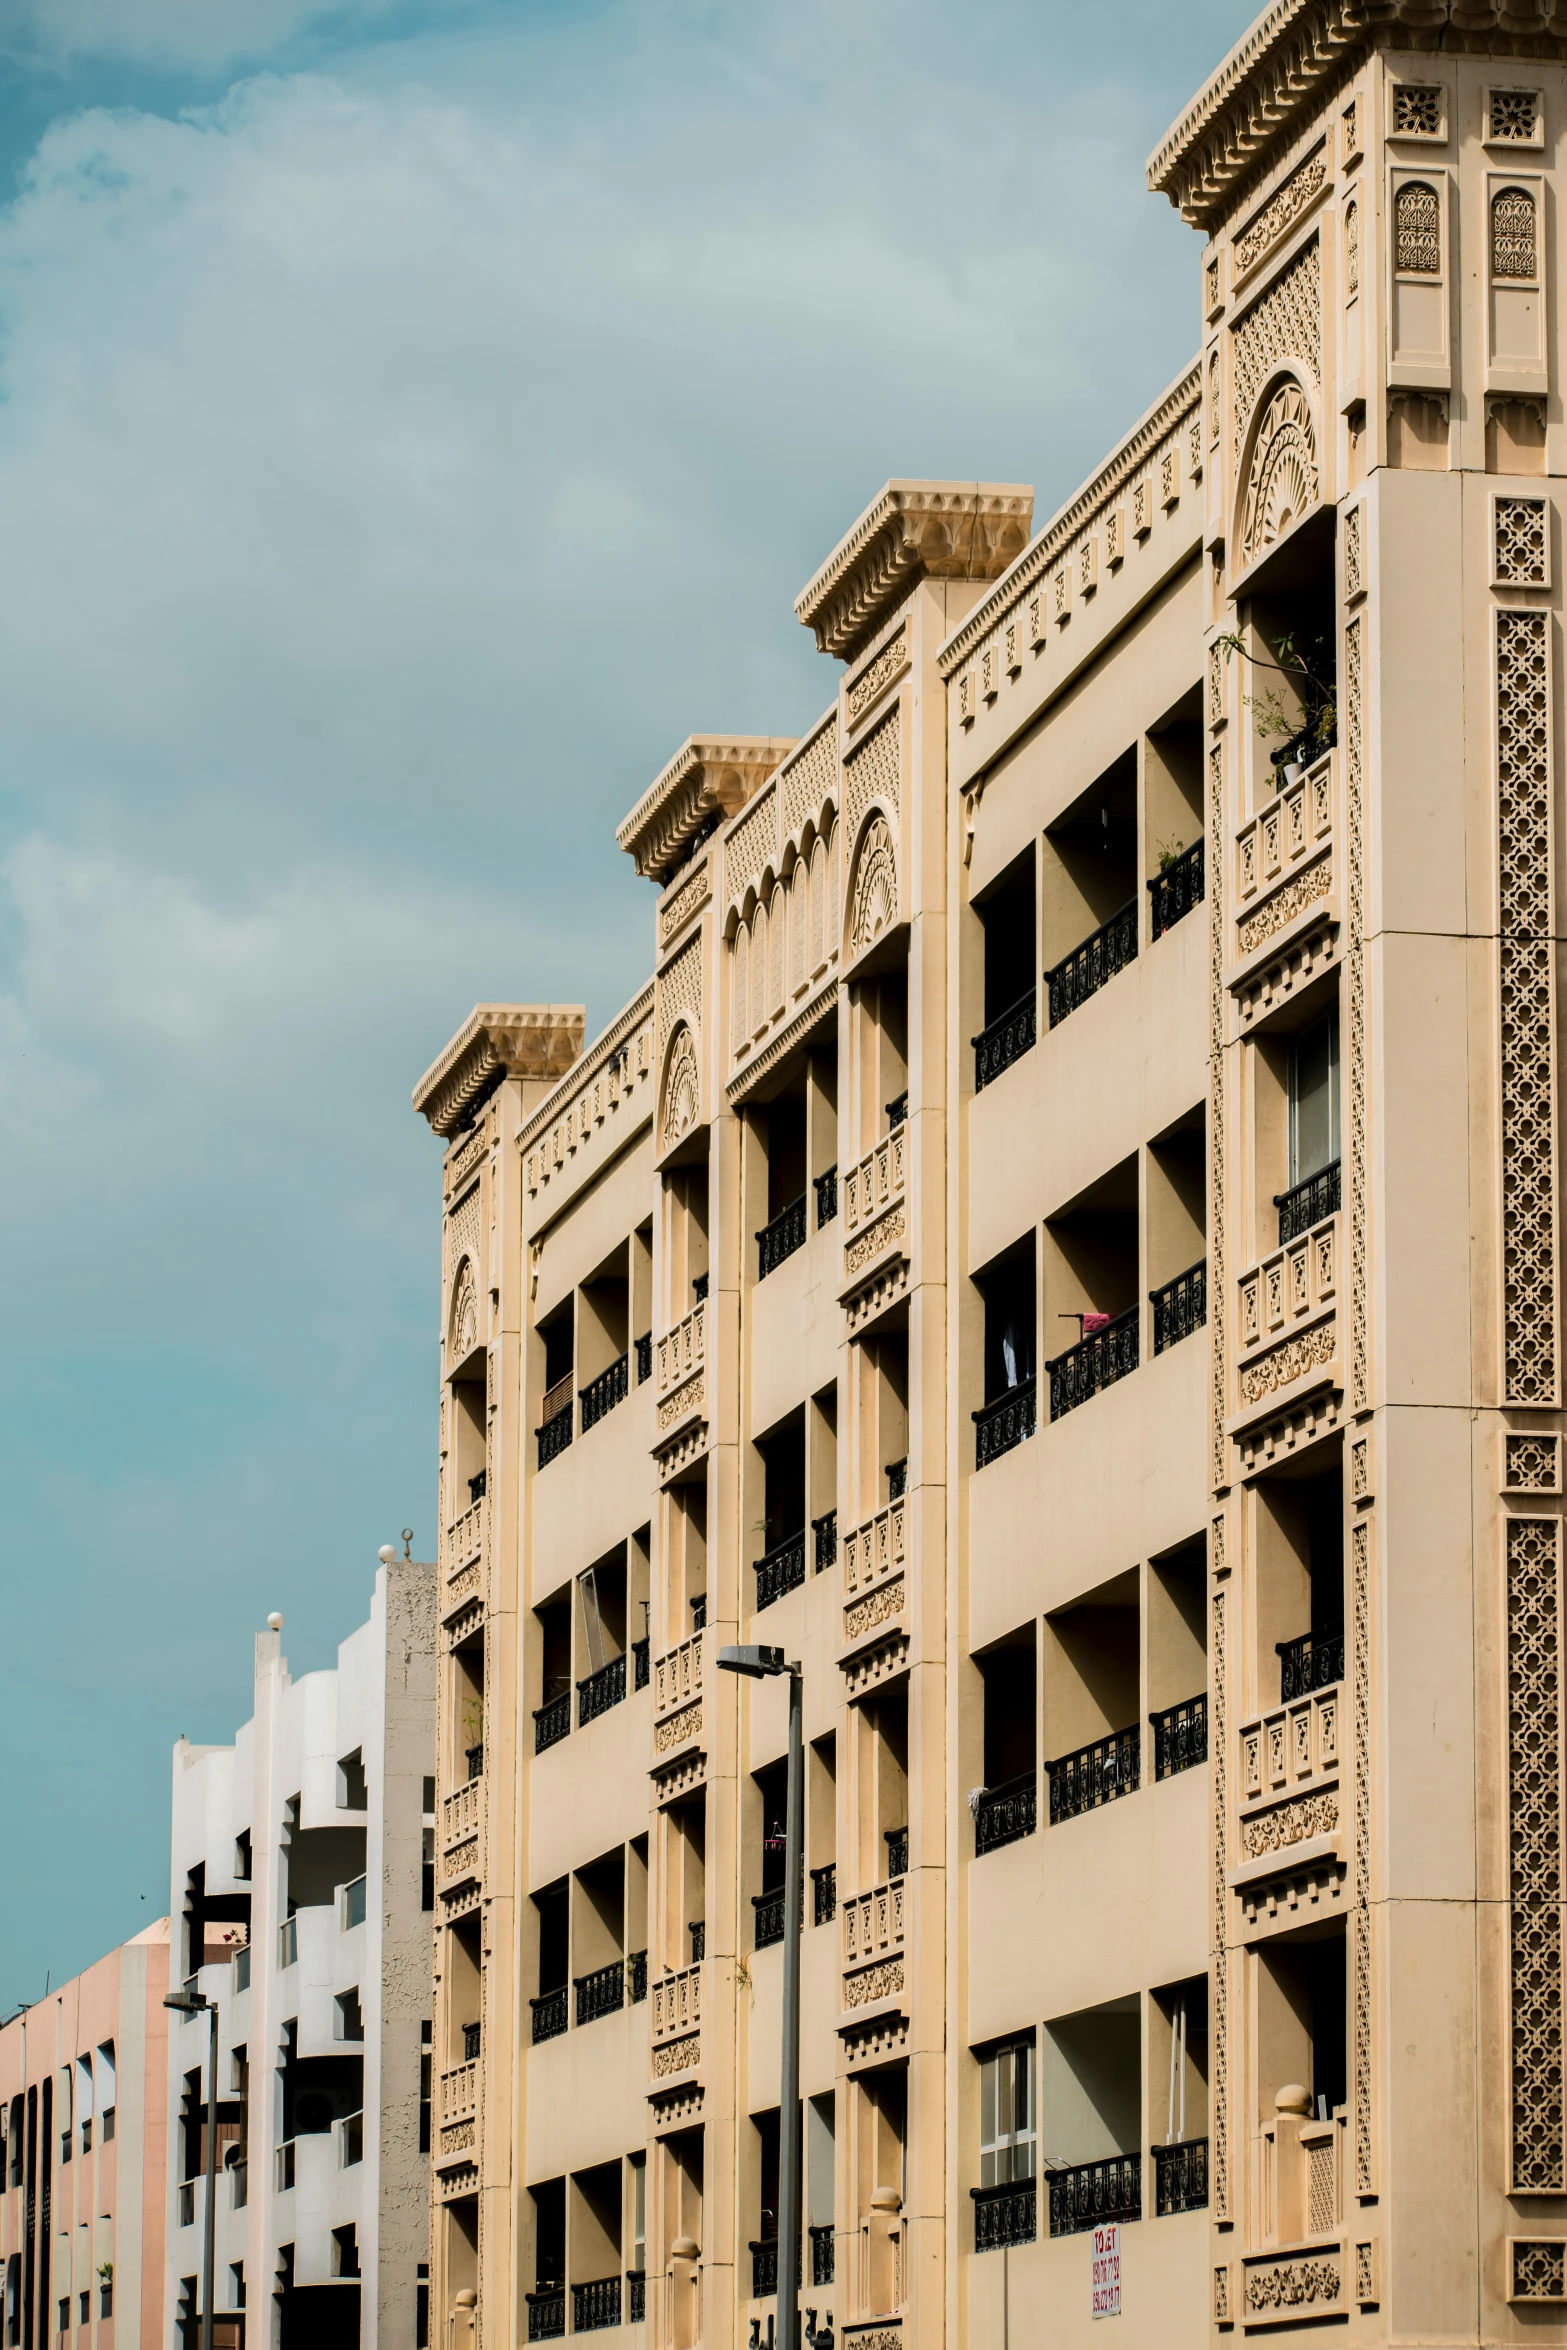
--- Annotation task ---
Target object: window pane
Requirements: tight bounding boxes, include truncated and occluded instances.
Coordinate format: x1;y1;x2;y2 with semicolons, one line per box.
1290;1015;1338;1182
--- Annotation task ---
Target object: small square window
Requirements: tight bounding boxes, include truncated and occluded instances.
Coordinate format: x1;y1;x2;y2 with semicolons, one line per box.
1489;88;1542;146
1391;83;1444;139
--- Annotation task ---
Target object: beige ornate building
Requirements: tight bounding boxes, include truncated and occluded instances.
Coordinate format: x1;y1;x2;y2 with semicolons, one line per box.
413;4;1567;2343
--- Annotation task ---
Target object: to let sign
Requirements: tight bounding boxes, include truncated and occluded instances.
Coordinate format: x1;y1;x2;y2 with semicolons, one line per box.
1091;2221;1122;2318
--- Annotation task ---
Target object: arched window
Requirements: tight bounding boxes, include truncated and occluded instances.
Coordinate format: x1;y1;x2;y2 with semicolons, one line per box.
731;917;748;1045
810;835;828;971
750;902;767;1036
1344;198;1359;299
1493;185;1537;280
769;882;786;1014
790;859;806;994
1394;180;1440;274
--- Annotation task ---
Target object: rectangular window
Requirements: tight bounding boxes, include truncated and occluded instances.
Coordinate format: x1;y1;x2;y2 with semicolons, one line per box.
1288;1013;1339;1186
979;2037;1036;2186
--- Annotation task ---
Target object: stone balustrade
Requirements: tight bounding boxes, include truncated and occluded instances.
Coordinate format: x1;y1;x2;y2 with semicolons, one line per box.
1239;1683;1339;1805
651;1961;702;2044
441;2060;479;2124
656;1301;706;1399
842;1874;904;1968
654;1630;703;1719
842;1126;906;1244
1238;1214;1338;1356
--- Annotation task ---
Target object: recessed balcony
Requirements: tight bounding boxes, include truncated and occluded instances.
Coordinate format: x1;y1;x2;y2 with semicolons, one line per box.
973;1771;1037;1856
972;2177;1036;2251
1046;1309;1138;1421
1277;1628;1343;1703
1047;2153;1141;2238
577;1652;627;1728
579;1352;629;1433
1275;1159;1340;1247
973;1377;1037;1469
1150;1261;1206;1355
533;1692;570;1755
1147;837;1205;940
757;1193;807;1279
1046;1726;1140;1824
814;1166;839;1225
574;1957;628;2026
572;2279;621;2334
1150;1694;1207;1780
536;1373;574;1469
1153;2137;1208;2215
530;1988;567;2045
972;990;1037;1091
754;1530;806;1612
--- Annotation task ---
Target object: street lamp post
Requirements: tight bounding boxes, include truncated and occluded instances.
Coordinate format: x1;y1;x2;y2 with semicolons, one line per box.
165;1988;219;2350
718;1644;803;2350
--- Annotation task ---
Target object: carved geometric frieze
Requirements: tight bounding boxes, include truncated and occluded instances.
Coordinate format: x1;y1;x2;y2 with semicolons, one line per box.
846;626;908;731
1233;145;1328;281
1506;1431;1561;1493
659;857;712;952
844;1577;905;1647
1240;1789;1339;1860
1242;2251;1343;2324
656;1372;705;1439
440;1880;482;1922
1237;854;1332;958
659;1022;701;1155
844;1201;906;1285
1235;1317;1337;1410
1511;2240;1567;2303
1232;913;1339;1028
653;1701;703;1756
1497;609;1558;1407
1507;1516;1564;2192
1231;240;1321;465
843;1957;904;2009
649;2033;700;2079
1239;377;1319;569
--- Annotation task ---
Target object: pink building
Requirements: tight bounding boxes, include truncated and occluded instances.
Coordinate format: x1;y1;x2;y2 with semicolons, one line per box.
0;1921;170;2350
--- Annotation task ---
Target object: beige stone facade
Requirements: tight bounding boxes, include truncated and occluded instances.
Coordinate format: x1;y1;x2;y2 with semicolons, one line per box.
415;6;1567;2344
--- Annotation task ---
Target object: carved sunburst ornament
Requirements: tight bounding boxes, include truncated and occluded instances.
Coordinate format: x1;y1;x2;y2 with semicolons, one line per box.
849;816;897;951
659;1022;700;1151
449;1260;478;1362
1240;378;1318;564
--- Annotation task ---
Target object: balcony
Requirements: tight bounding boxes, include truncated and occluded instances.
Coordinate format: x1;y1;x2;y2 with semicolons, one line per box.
573;2279;622;2333
653;1629;703;1722
534;1691;571;1754
627;1950;647;2003
1046;1309;1137;1421
884;1826;909;1878
530;1988;568;2045
973;1771;1037;1856
1154;2137;1208;2216
580;1352;629;1432
651;1960;701;2047
1148;838;1205;940
813;1509;837;1571
811;1864;837;1925
1240;1680;1339;1810
1048;2154;1141;2238
635;1331;652;1383
757;1193;807;1280
842;1125;906;1270
527;2290;566;2342
442;2059;478;2124
656;1299;706;1412
1275;1159;1340;1246
690;1923;705;1964
843;1875;904;1969
633;1636;650;1690
973;1377;1036;1469
755;1531;806;1612
973;990;1037;1091
809;2227;835;2286
578;1652;627;1727
753;1890;785;1951
575;1959;626;2026
972;2178;1037;2251
1237;747;1333;925
842;1494;905;1603
536;1372;574;1468
1277;1627;1343;1703
1150;1261;1206;1355
1047;1726;1140;1824
1046;898;1137;1027
628;2272;646;2322
1150;1695;1207;1780
750;2241;778;2298
464;2020;482;2060
815;1167;839;1228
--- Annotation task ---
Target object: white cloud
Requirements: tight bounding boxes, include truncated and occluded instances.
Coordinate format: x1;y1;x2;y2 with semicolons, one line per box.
8;0;401;70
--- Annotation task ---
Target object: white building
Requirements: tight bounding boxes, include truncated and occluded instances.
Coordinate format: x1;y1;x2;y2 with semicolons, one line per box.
166;1556;435;2350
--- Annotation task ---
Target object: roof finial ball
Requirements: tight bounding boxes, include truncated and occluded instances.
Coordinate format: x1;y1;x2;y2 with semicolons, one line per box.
266;1612;283;1633
378;1544;397;1566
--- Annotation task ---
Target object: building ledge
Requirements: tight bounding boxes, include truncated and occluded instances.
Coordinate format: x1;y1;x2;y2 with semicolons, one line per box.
413;1004;584;1138
616;737;794;886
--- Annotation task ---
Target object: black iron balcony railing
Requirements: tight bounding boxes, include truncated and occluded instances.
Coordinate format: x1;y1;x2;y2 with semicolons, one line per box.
1271;718;1336;774
627;2273;646;2323
884;1826;909;1878
573;2279;622;2333
1047;1726;1140;1825
1148;838;1205;941
753;1890;785;1951
526;2290;566;2342
814;1166;838;1226
886;1457;908;1500
755;1531;806;1612
1048;2154;1141;2238
692;1272;709;1300
632;1637;650;1691
580;1352;629;1432
811;1863;837;1925
690;1594;707;1632
886;1091;909;1128
689;1920;705;1962
536;1404;573;1469
974;1770;1038;1856
1275;1158;1340;1245
972;2177;1038;2252
578;1652;627;1727
813;1510;837;1572
1154;2136;1209;2216
575;1959;625;2027
463;2020;481;2061
1278;1627;1344;1702
1046;898;1138;1027
974;1376;1037;1469
809;2226;835;2286
534;1693;570;1755
1047;1308;1138;1421
627;1950;647;2003
757;1194;807;1279
1150;1693;1208;1780
1151;1261;1206;1356
467;1467;487;1503
749;2241;778;2298
634;1332;652;1383
973;991;1037;1091
530;1988;567;2045
466;1742;484;1780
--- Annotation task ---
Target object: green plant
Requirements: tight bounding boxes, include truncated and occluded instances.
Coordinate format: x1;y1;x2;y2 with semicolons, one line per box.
1216;627;1336;760
1154;837;1189;872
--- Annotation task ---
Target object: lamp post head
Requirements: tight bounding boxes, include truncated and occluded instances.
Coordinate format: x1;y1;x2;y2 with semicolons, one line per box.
717;1644;791;1679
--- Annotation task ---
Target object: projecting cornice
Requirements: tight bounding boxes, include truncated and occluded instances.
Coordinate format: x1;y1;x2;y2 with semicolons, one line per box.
1148;0;1567;230
795;481;1034;664
617;738;795;887
413;1004;585;1138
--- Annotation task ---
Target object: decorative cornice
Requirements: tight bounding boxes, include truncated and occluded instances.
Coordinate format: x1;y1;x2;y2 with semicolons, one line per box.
616;737;795;886
726;979;838;1101
937;366;1202;678
413;1004;585;1139
795;481;1033;663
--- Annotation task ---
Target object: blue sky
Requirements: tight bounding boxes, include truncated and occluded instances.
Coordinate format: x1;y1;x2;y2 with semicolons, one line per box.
0;0;1258;1999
